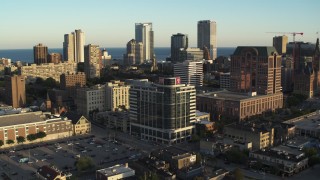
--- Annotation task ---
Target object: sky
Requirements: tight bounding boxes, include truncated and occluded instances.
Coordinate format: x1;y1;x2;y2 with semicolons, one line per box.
0;0;319;49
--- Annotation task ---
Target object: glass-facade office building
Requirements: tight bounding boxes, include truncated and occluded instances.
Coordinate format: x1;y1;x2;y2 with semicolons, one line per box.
128;77;196;144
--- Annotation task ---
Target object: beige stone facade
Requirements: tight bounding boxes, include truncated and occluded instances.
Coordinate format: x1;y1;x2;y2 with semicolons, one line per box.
21;62;77;83
105;80;130;111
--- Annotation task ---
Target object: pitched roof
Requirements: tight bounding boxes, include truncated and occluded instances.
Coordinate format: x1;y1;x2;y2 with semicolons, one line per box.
60;111;82;124
37;165;62;180
0;112;44;127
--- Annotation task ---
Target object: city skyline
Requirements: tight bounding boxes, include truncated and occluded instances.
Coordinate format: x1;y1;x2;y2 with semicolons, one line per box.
0;0;319;49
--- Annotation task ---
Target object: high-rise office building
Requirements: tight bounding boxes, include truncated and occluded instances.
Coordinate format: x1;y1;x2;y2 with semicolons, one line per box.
84;44;101;79
171;33;188;62
135;23;154;61
33;43;48;64
63;29;85;63
230;46;282;95
123;39;143;65
197;20;217;60
63;33;75;62
174;60;203;86
75;29;85;63
5;75;26;108
273;35;288;54
128;77;196;144
178;48;203;61
101;49;112;67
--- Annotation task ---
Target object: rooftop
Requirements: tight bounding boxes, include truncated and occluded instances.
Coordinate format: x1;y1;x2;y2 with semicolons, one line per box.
96;164;134;177
0;112;45;127
233;46;278;57
283;111;320;131
225;123;270;134
37;165;64;180
197;90;281;101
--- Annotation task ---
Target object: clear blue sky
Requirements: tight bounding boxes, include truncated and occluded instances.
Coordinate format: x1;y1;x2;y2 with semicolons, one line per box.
0;0;319;49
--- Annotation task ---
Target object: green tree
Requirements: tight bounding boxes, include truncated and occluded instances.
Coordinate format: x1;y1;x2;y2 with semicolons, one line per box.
308;156;320;167
36;131;47;139
16;136;25;144
234;168;244;180
44;77;58;88
0;140;4;147
6;139;14;144
150;172;159;180
75;156;94;171
303;147;317;157
27;134;37;142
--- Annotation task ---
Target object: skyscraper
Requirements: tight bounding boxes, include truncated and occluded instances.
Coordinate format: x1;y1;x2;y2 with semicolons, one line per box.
174;60;203;86
171;33;188;62
33;43;48;64
5;75;26;108
197;20;217;60
63;33;75;62
75;29;85;63
230;46;282;95
128;77;195;144
63;29;85;63
123;39;143;65
84;44;101;79
273;35;288;54
135;23;154;61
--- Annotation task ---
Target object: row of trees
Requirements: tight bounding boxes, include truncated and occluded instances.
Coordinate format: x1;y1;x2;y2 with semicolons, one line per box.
0;131;47;147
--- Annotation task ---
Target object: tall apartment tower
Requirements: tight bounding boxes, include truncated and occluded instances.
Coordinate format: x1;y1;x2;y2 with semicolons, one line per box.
171;33;188;62
5;75;26;108
63;29;85;63
197;20;217;60
174;60;203;86
123;39;143;65
33;43;48;64
230;46;282;95
63;33;75;62
105;80;130;111
84;44;101;79
128;77;195;144
273;35;288;54
60;72;86;98
75;29;85;63
135;23;154;61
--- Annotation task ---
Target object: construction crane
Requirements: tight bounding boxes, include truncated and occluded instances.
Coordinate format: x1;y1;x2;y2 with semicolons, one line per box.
266;32;304;42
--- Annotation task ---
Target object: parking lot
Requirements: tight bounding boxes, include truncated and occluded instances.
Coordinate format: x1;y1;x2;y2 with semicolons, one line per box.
0;133;142;180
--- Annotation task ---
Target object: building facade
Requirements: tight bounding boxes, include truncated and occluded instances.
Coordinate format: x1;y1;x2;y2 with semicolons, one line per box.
173;60;203;86
135;22;154;61
230;46;282;95
171;33;188;62
33;43;48;64
63;33;75;62
75;29;85;63
273;35;288;54
224;124;274;150
196;90;283;121
220;72;230;89
123;39;143;65
128;78;196;144
5;75;26;108
96;163;135;180
178;48;203;61
60;72;86;98
101;49;112;67
21;62;77;83
84;44;101;79
76;85;106;118
197;20;217;60
105;80;130;111
48;53;62;64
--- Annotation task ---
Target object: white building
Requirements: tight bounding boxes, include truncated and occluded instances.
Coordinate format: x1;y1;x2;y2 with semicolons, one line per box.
135;22;154;61
96;163;135;180
105;80;130;111
198;20;217;60
63;33;75;62
220;72;230;89
174;60;203;86
76;84;105;118
75;29;85;63
101;49;112;67
21;62;77;83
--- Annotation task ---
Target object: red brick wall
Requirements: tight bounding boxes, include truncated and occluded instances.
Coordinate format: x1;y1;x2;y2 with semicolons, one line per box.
38;125;45;132
0;130;4;142
17;127;26;137
7;129;15;141
28;126;36;134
